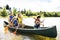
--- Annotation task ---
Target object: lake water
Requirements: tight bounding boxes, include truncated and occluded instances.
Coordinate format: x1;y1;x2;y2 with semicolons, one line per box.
0;17;60;40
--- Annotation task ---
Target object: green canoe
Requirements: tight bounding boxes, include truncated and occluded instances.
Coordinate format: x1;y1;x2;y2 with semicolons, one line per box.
4;21;57;38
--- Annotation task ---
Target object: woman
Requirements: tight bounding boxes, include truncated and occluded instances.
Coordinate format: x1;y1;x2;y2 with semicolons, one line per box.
17;13;24;28
34;16;44;28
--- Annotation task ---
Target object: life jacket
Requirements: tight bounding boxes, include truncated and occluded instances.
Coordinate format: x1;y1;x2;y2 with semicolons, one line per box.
35;19;40;24
13;19;18;25
10;15;14;21
17;17;22;24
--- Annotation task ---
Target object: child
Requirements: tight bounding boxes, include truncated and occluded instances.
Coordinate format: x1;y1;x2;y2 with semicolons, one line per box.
34;16;44;28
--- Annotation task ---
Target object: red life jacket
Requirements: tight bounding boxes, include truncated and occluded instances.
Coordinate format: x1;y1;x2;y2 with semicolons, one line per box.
35;19;40;24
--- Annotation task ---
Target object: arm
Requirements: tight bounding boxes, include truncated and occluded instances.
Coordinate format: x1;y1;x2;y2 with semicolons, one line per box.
40;19;45;27
40;19;45;23
8;16;10;22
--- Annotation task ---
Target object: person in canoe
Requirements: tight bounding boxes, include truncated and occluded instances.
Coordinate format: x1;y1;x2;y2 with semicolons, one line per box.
4;12;14;34
17;13;24;28
9;12;14;27
13;13;24;34
13;17;18;27
34;16;44;28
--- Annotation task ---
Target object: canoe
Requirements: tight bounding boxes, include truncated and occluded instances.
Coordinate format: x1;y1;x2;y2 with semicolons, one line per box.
4;21;57;38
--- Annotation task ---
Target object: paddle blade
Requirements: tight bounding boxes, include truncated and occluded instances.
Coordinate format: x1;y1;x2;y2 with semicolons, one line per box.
4;21;9;25
4;27;8;34
13;31;16;34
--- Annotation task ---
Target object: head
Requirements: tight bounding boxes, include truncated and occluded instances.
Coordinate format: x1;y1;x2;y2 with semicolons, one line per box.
18;13;21;17
37;16;41;19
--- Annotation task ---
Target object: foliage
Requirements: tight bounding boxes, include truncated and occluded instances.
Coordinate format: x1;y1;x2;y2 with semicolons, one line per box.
0;8;8;17
44;12;60;17
1;7;60;17
13;8;17;16
6;5;10;10
20;9;60;17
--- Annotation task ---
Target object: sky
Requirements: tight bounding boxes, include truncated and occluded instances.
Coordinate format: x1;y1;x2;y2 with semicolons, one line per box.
0;0;60;12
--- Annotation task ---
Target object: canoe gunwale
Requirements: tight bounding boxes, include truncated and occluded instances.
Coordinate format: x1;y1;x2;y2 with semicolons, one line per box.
8;25;56;30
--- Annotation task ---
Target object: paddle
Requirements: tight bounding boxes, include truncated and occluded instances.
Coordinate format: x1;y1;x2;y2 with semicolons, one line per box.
40;19;45;27
4;21;9;25
4;21;9;34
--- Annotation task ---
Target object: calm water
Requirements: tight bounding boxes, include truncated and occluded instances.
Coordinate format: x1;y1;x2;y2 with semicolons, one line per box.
0;17;60;40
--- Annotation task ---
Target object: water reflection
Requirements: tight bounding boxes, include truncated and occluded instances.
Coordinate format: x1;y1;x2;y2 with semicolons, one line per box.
31;35;56;40
0;31;23;40
1;29;56;40
3;33;57;40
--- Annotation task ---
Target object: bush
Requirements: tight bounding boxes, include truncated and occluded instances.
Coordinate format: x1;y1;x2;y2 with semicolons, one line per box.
13;8;17;16
44;12;60;17
6;5;9;10
1;8;8;17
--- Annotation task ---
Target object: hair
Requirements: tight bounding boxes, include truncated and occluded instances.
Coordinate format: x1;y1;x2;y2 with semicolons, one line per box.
37;16;41;18
18;13;20;16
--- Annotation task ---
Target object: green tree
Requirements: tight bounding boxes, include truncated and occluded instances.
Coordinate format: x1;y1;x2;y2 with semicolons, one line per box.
6;5;10;10
1;8;8;17
13;8;17;16
21;10;24;14
21;9;26;14
23;9;26;13
54;13;58;17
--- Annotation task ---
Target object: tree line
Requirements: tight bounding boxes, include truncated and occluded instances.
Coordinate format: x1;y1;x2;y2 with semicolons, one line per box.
0;5;60;17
